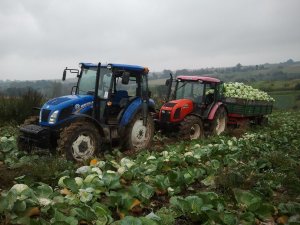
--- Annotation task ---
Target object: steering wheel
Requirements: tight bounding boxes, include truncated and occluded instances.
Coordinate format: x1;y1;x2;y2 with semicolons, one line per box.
206;93;214;105
87;90;95;95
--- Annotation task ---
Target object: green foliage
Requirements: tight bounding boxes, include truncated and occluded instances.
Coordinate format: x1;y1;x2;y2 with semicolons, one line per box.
1;111;300;224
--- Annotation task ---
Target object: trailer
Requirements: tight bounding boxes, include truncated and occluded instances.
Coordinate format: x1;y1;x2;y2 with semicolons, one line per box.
224;97;273;127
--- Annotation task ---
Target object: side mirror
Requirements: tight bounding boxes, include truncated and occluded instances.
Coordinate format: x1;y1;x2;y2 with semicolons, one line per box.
122;72;130;84
62;68;67;81
165;79;171;86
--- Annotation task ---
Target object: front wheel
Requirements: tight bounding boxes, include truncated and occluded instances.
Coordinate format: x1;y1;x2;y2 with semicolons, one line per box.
57;121;100;162
179;115;204;140
122;113;154;151
211;107;227;135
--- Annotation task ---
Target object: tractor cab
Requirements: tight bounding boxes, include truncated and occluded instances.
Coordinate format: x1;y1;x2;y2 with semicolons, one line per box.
62;63;154;126
175;76;222;110
160;75;222;123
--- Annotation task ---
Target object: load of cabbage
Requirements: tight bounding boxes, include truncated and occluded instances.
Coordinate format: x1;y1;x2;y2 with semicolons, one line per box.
224;82;275;102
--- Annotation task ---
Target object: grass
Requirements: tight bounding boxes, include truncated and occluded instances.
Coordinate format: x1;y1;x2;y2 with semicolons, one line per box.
269;90;300;109
149;78;166;86
282;64;300;73
250;79;300;92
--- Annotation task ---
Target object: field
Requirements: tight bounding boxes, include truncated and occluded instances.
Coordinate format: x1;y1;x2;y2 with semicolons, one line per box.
250;79;300;92
149;79;166;86
0;111;300;225
269;91;300;110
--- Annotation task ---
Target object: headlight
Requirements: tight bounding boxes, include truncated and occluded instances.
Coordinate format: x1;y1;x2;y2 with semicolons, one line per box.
39;110;42;123
49;110;59;124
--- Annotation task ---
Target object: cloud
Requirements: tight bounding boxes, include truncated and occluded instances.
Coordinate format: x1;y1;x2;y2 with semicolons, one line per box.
0;0;300;80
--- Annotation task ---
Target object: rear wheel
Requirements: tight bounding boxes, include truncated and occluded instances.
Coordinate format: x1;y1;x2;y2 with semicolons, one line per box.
57;121;100;162
257;116;268;126
122;113;154;151
179;115;204;140
211;107;227;135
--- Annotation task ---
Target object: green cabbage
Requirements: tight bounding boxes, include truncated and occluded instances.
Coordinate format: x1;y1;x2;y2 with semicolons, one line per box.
224;82;275;102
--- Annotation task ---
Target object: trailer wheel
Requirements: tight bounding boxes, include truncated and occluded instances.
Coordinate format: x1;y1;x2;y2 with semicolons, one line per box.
211;107;227;135
179;115;204;140
122;112;154;151
257;116;268;126
17;116;40;152
57;121;100;162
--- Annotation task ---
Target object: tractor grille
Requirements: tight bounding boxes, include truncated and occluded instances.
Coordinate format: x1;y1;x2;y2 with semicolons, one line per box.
161;110;171;122
173;108;181;119
41;109;51;122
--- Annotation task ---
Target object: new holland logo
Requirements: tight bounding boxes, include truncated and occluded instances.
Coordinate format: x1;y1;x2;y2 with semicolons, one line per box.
74;102;93;112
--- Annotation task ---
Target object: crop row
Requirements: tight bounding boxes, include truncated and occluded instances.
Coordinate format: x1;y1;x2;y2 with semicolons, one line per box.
0;111;300;224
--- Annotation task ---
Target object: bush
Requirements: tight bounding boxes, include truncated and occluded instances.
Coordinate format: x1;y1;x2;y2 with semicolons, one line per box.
295;83;300;90
0;88;43;124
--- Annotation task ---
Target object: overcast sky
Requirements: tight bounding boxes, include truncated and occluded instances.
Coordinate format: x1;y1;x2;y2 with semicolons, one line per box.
1;0;300;80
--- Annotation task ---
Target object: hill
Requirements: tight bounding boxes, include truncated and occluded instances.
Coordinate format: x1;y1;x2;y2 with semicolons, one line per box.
1;59;299;109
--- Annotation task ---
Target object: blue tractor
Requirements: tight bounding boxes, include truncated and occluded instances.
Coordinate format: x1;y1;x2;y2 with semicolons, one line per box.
18;62;155;161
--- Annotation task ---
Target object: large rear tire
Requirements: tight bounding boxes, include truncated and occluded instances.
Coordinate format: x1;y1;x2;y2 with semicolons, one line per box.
211;107;227;135
57;121;101;162
179;115;204;140
122;113;154;151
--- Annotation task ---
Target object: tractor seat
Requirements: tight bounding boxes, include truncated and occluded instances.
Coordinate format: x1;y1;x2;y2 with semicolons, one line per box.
112;90;129;106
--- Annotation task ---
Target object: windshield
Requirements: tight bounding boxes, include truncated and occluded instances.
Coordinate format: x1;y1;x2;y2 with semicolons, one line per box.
78;68;112;98
115;76;138;96
175;81;204;103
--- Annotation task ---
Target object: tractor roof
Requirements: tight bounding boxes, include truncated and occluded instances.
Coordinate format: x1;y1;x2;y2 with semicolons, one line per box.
177;75;221;83
80;63;149;74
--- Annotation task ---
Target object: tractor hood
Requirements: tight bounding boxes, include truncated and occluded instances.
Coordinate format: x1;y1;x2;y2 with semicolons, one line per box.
39;95;94;126
160;99;194;123
162;99;194;110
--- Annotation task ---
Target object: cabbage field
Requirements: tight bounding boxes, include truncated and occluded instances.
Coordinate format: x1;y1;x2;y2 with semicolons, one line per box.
0;111;300;225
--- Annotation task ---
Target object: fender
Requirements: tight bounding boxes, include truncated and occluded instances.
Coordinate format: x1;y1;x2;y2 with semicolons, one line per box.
208;102;226;120
120;97;142;127
62;113;105;137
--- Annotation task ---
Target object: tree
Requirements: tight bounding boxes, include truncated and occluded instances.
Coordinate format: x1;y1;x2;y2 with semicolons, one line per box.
236;63;242;71
295;83;300;90
286;59;294;64
51;81;63;98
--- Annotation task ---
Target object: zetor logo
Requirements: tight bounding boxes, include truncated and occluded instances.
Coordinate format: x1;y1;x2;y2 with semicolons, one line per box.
183;104;189;109
74;101;93;111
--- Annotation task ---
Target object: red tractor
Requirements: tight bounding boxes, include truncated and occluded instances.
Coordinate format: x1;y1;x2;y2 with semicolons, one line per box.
158;75;228;139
